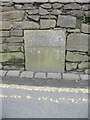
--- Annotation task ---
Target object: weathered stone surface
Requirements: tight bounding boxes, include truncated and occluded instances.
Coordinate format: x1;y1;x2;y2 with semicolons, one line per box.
3;65;24;70
57;15;76;28
6;70;20;77
22;4;36;10
0;52;24;63
64;3;81;10
15;4;22;9
66;63;78;71
78;62;90;69
75;0;90;3
67;29;80;33
81;24;90;34
0;1;13;6
53;3;63;9
66;10;84;17
34;73;46;79
0;63;3;69
13;0;48;3
40;15;57;19
27;15;40;21
51;9;62;15
5;37;23;43
80;74;88;80
26;9;39;15
50;0;74;2
0;31;10;37
47;73;61;79
5;46;23;52
67;33;88;52
63;73;80;80
11;30;23;37
41;3;51;9
39;7;49;15
82;4;90;10
66;52;89;62
0;70;7;77
24;30;65;72
13;21;39;29
2;11;24;21
1;6;15;12
0;21;11;30
40;19;56;29
85;69;90;74
20;71;34;78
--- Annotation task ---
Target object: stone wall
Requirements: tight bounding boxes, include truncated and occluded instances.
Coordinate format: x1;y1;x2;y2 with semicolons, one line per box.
0;0;90;73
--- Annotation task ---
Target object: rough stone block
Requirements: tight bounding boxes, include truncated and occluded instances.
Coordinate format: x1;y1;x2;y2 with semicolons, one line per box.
13;0;48;3
13;21;39;29
57;15;76;28
0;70;7;77
50;0;74;2
66;63;78;71
66;10;84;17
80;74;88;80
11;30;23;37
5;37;24;43
51;9;62;15
40;19;56;29
63;73;80;80
78;62;90;70
64;3;81;10
41;3;51;9
34;72;46;79
85;69;90;74
47;73;61;79
6;70;20;77
0;21;11;30
81;24;90;34
26;9;39;15
27;15;40;22
39;7;49;15
53;3;63;9
67;33;88;52
20;71;34;78
0;31;10;37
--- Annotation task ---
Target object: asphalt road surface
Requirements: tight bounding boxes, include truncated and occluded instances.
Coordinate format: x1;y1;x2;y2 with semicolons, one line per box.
0;77;88;118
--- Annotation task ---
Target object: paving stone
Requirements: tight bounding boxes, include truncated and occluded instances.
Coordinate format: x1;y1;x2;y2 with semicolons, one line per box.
6;37;23;43
40;19;56;29
81;24;90;34
41;3;51;9
6;70;20;77
0;70;7;77
20;71;34;78
11;30;23;37
39;7;49;15
2;11;24;21
67;33;89;52
51;9;62;15
53;3;63;9
80;74;88;80
85;69;90;74
64;3;81;10
34;73;46;79
57;15;76;28
66;52;89;62
63;73;80;80
0;21;11;30
13;21;39;29
26;9;39;15
0;31;10;37
47;73;61;79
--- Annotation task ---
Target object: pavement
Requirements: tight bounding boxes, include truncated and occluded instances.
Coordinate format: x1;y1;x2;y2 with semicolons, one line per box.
0;76;88;118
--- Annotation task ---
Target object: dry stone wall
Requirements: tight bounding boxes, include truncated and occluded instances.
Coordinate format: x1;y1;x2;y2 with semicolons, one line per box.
0;0;90;73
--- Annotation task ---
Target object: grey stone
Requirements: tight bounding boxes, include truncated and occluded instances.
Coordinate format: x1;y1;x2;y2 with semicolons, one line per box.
20;71;34;78
11;30;23;37
15;4;22;9
47;73;61;79
75;0;90;3
0;70;7;77
34;73;46;79
66;52;89;62
53;3;63;9
0;1;13;6
13;21;39;29
40;19;56;29
66;10;84;17
81;24;90;34
57;15;76;28
78;62;90;70
66;63;78;71
13;0;48;3
51;9;62;15
63;73;80;80
39;7;49;15
22;4;36;10
40;15;57;19
26;9;39;15
50;0;74;2
6;70;20;77
5;37;23;43
82;4;90;10
80;74;88;80
24;30;65;72
64;3;81;10
3;65;24;70
0;31;10;37
7;46;23;52
27;15;40;21
41;3;51;9
0;63;2;69
0;21;11;30
85;69;90;74
67;29;80;33
67;33;89;52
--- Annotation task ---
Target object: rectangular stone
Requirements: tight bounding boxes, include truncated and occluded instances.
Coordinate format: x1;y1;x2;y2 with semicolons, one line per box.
24;30;65;72
63;73;80;80
34;72;46;79
0;31;10;37
0;21;11;30
80;74;88;81
20;71;34;78
6;70;20;77
0;70;7;77
47;73;61;79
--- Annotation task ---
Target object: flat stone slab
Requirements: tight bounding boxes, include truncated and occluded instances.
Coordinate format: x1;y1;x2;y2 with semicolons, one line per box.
20;71;34;78
34;72;46;79
24;30;65;72
47;73;61;79
6;70;20;77
63;73;80;80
